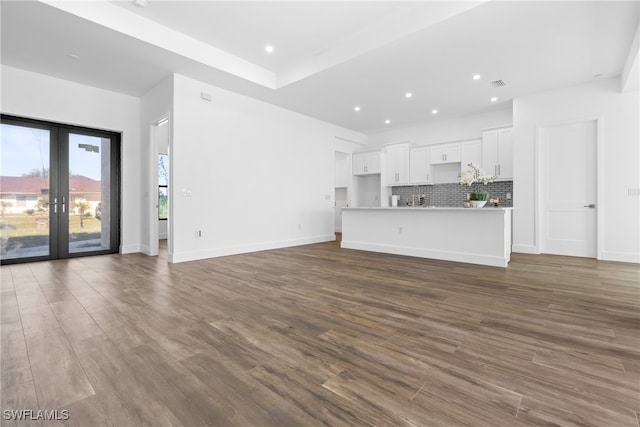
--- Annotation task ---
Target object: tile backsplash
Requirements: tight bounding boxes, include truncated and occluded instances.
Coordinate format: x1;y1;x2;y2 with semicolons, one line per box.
392;181;513;207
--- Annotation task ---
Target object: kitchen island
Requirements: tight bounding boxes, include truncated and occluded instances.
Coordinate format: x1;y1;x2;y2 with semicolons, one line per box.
341;207;513;267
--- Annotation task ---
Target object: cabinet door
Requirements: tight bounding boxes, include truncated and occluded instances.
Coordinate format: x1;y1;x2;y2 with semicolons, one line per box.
352;153;367;175
461;140;482;170
410;146;431;184
385;144;409;185
482;130;499;176
430;145;446;165
444;143;461;163
335;158;349;187
498;128;513;179
366;151;381;174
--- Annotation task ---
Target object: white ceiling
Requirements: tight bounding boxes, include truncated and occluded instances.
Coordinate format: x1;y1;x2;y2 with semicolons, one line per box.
1;1;638;133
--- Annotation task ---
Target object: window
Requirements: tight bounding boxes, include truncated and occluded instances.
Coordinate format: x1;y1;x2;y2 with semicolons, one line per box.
158;154;168;220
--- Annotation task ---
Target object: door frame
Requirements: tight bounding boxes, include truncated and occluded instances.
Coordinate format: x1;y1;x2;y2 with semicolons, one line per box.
0;114;121;264
534;116;604;259
147;114;171;258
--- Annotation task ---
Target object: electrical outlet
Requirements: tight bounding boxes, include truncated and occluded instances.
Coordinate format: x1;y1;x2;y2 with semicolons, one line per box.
506;192;512;199
398;226;403;235
195;230;202;238
298;223;302;230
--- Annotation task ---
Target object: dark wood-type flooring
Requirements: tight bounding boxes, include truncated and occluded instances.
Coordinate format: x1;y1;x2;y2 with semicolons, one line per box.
2;241;639;426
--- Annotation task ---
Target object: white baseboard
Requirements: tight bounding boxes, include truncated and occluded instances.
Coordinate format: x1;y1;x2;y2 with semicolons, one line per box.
168;235;334;263
600;251;640;264
512;244;539;254
120;244;142;254
341;240;509;268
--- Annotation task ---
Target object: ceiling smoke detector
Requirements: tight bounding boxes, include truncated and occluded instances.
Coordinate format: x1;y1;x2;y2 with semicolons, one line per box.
133;0;147;8
490;80;506;87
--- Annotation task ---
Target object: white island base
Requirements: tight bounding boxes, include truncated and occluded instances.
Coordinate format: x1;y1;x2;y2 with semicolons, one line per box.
341;207;513;268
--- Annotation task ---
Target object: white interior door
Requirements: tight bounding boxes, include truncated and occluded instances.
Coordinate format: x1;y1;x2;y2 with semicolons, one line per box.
540;120;597;257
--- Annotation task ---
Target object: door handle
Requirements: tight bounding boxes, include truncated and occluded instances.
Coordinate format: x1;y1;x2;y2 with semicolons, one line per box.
50;197;57;214
584;204;596;208
61;196;66;214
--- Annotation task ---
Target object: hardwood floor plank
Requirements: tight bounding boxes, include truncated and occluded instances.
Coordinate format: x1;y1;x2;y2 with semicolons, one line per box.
516;395;639;427
24;327;95;409
1;322;32;390
1;242;638;426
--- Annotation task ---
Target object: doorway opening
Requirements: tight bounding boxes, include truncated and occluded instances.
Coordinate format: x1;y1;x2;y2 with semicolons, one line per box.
149;116;170;258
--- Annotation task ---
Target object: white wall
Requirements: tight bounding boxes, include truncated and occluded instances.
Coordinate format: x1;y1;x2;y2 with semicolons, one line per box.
366;107;513;146
1;65;143;253
140;76;173;254
513;78;640;263
170;74;365;263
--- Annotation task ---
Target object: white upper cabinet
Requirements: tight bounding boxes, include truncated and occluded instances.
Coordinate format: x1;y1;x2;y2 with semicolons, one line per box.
409;146;432;184
430;143;461;164
352;150;381;175
384;143;410;185
482;127;513;179
461;139;482;170
335;157;349;188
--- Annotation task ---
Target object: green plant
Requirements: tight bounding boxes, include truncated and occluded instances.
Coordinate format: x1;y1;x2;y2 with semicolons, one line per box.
459;163;497;200
469;192;489;201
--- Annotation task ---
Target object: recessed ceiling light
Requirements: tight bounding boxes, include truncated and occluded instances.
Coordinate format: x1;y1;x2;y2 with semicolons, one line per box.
354;106;361;112
405;92;412;98
66;53;80;60
431;109;438;115
490;97;498;102
132;0;147;8
473;74;481;80
265;45;274;53
385;119;391;124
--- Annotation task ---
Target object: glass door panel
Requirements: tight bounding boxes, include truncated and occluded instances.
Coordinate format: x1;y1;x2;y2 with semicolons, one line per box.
0;123;54;260
67;133;112;254
1;114;120;265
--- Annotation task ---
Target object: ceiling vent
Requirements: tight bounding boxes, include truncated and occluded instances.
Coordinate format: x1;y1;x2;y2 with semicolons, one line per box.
490;80;506;87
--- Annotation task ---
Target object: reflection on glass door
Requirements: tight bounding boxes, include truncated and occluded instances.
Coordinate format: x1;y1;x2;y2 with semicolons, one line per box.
67;133;112;254
1;115;120;264
0;123;54;260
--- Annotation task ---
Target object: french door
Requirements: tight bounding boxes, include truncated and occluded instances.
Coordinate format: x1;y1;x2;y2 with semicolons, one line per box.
0;115;120;264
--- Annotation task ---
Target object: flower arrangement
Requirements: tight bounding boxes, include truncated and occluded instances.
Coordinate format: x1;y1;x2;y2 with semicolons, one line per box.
459;163;497;201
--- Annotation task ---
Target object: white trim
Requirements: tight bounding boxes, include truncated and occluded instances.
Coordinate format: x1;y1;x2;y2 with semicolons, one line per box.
148;113;171;258
512;244;539;254
167;235;335;263
480;124;514;132
121;244;143;254
600;251;640;264
341;241;509;268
